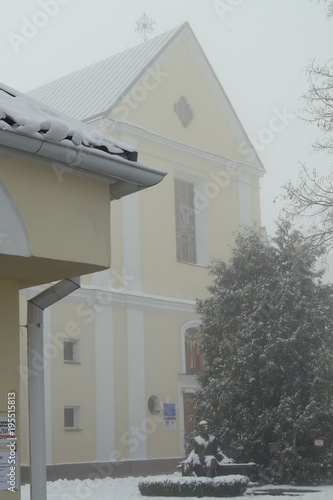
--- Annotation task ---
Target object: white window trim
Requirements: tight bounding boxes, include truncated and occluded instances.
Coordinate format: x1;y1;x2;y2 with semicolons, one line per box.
63;338;81;364
178;385;200;457
64;406;81;431
180;320;202;375
179;320;202;456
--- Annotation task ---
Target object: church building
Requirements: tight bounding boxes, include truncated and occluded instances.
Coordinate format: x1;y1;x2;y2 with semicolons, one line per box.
20;22;265;478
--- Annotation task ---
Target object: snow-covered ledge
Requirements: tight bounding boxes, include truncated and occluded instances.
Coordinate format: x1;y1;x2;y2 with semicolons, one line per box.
0;83;166;200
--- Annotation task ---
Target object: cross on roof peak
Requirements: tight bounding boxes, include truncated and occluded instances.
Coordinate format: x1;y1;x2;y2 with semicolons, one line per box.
135;12;155;41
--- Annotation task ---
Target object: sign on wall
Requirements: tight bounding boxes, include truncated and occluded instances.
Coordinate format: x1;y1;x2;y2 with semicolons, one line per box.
163;403;176;431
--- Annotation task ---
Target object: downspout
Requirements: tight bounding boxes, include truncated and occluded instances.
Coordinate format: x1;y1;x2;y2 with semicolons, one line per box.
27;277;80;500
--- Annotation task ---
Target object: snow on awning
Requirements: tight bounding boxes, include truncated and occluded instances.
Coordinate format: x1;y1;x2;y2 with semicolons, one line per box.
0;83;166;199
0;83;137;161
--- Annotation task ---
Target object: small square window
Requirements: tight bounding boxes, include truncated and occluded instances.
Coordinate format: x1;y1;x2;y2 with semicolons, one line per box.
63;339;80;363
64;406;81;430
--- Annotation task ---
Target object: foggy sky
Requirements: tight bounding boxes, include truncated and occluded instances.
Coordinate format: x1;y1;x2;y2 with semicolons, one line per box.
1;0;333;238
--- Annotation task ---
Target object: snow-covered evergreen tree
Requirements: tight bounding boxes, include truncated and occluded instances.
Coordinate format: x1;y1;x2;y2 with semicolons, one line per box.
193;221;333;485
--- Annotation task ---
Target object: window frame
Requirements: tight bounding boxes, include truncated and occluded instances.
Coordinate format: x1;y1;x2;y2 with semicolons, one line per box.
174;178;197;264
184;327;204;375
180;320;203;376
174;171;208;267
63;338;80;363
64;406;81;431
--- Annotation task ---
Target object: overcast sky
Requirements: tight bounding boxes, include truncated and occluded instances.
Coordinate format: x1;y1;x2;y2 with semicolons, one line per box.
1;0;333;239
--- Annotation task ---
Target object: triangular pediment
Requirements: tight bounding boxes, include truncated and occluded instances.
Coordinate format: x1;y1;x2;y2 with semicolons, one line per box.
28;23;263;172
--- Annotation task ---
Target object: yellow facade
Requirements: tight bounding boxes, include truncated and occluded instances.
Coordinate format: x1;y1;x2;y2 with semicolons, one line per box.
0;154;112;287
17;23;265;476
0;78;164;498
0;280;20;500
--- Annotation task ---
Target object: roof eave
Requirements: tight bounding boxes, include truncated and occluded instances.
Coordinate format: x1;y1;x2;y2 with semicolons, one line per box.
0;131;166;200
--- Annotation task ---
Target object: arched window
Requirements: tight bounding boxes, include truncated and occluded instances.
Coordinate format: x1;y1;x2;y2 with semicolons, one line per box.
185;327;203;375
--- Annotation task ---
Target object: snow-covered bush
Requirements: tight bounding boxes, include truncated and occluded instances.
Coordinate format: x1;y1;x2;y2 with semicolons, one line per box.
192;221;333;485
138;474;249;497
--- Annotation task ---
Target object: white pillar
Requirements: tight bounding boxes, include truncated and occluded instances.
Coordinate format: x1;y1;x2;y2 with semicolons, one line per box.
127;308;146;459
238;170;252;225
122;193;142;292
27;303;47;500
95;304;115;460
44;309;52;465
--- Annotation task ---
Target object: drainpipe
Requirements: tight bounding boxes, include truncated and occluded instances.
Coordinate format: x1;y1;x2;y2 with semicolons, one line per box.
27;277;80;500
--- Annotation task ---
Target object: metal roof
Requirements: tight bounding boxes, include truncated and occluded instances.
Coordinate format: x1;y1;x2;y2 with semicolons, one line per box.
27;24;185;122
26;22;265;174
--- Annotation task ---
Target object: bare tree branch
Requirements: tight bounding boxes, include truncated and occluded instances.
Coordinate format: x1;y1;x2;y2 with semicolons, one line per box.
283;3;333;251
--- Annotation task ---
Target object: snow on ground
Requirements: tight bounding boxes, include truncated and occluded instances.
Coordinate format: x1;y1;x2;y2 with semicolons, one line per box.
20;474;333;499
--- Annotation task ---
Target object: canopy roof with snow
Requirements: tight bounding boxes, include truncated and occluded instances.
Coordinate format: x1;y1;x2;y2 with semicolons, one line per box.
0;83;166;199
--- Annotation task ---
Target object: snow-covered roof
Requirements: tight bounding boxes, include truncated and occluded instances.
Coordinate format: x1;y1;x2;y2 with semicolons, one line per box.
0;83;166;199
0;83;137;159
27;25;183;122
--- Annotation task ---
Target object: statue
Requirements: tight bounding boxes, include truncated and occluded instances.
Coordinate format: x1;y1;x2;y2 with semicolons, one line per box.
181;420;234;477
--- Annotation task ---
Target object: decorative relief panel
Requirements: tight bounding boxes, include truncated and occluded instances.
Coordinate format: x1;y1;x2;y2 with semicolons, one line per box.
174;96;194;128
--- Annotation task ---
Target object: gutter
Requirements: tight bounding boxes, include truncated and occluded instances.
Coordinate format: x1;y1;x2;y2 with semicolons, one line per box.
0;129;166;200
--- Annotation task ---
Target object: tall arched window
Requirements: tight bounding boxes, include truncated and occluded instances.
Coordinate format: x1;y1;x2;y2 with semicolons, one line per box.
185;327;203;375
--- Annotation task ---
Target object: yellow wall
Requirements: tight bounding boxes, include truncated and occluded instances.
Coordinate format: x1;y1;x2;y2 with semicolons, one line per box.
105;36;264;461
0;280;20;500
0;154;111;287
135;143;241;300
108;307;200;461
106;34;263;300
50;300;96;463
112;307;129;460
144;312;191;459
109;201;125;290
14;27;264;469
112;39;247;161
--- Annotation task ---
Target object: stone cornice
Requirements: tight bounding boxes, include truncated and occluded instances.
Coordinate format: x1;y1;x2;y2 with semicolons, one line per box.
21;285;197;316
91;118;264;179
